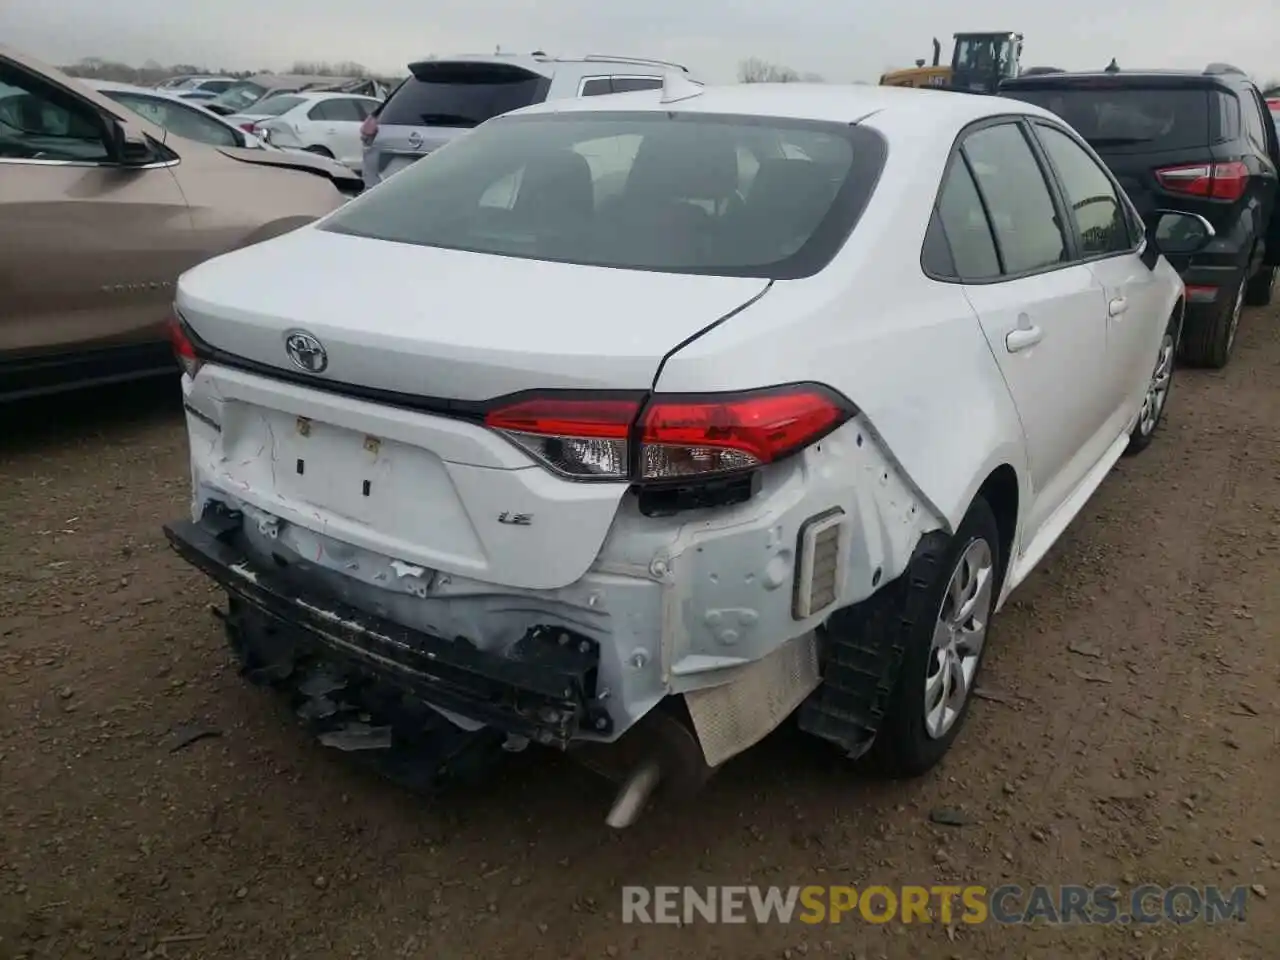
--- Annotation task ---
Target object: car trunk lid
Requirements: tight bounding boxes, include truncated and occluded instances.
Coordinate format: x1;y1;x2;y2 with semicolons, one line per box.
177;229;769;591
176;225;770;400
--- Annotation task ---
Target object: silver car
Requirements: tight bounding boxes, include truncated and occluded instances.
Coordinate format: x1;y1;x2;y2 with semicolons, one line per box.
360;53;695;187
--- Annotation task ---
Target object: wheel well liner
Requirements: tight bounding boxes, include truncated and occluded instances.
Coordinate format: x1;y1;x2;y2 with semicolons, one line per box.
977;464;1017;591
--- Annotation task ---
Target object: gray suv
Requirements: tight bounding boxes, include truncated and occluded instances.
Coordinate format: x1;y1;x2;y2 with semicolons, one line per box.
360;52;694;187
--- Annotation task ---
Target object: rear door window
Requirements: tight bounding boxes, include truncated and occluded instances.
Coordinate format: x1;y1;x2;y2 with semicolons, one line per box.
1033;123;1133;256
1001;86;1212;152
961;122;1068;274
933;158;1001;280
379;62;550;128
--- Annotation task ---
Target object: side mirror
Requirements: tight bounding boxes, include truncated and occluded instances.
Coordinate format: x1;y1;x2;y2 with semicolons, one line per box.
1150;209;1215;256
110;118;155;166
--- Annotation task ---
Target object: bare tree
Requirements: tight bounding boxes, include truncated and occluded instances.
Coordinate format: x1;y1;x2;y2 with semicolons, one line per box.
739;57;802;83
289;60;370;77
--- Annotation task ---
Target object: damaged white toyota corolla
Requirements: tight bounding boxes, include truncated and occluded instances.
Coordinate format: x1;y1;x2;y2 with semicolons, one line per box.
164;77;1213;825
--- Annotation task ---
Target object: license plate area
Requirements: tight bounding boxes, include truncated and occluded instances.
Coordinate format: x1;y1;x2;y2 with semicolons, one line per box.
276;415;389;524
217;403;461;538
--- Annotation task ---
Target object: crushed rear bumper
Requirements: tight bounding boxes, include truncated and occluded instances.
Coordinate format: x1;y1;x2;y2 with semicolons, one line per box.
163;504;610;748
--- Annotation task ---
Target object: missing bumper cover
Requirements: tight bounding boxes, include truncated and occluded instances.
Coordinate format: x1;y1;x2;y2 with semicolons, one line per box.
164;506;611;746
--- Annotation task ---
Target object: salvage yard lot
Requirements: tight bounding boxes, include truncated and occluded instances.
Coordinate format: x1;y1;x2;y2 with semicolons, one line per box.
2;305;1279;959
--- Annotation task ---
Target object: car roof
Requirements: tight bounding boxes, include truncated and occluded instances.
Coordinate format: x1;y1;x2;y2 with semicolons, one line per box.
1002;69;1253;91
510;80;1061;128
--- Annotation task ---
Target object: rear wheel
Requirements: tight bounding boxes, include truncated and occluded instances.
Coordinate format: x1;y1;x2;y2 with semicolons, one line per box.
872;496;1001;777
1124;316;1177;456
1244;263;1275;306
1179;269;1245;369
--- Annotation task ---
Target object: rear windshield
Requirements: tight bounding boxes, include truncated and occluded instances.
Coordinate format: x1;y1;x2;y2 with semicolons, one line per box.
378;62;550;128
208;81;268;113
321;112;885;279
1001;85;1212;151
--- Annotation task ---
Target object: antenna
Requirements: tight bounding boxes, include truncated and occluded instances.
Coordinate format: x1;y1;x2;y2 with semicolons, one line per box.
660;71;705;104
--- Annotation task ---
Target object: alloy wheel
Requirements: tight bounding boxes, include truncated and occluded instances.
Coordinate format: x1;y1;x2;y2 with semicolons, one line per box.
1137;333;1175;437
924;538;994;740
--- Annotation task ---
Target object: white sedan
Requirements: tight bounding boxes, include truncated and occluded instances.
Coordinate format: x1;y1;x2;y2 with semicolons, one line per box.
164;79;1211;824
227;91;381;169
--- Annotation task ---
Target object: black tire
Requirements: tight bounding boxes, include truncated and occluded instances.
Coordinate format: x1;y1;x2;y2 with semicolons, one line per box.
1244;263;1275;306
871;496;1002;777
1179;268;1246;369
1124;312;1179;456
304;145;335;158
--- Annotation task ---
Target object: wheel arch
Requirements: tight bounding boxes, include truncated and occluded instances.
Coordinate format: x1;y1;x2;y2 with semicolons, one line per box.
975;463;1019;594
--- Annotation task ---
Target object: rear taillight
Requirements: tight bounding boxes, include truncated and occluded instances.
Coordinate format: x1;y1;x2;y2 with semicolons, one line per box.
638;388;850;480
167;314;201;378
482;385;853;482
1155;161;1249;201
483;396;638;479
239;121;256;132
359;114;378;146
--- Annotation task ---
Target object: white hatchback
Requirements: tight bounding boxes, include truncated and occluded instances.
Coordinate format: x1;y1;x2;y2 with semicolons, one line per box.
164;79;1212;825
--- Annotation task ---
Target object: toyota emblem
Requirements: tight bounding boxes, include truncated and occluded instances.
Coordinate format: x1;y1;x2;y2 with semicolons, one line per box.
284;330;328;373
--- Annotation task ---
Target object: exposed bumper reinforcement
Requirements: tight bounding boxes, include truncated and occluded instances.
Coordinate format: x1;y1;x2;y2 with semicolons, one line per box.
164;507;608;748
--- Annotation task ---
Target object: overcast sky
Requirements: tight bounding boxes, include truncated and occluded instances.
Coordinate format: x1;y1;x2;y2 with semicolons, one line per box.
3;0;1276;84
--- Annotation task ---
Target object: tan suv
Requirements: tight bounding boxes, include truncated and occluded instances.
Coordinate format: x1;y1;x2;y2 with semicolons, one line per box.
0;46;359;401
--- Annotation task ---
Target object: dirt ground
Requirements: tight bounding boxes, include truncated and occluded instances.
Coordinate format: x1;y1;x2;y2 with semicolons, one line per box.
2;305;1279;960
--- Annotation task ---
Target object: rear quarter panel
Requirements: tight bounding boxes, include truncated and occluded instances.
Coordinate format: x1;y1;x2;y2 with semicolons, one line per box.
655;113;1031;539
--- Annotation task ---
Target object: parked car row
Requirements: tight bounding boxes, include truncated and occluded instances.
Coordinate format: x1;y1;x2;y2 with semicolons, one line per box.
202;74;388;118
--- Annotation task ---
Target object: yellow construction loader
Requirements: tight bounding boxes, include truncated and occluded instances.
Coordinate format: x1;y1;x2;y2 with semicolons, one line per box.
880;32;1024;94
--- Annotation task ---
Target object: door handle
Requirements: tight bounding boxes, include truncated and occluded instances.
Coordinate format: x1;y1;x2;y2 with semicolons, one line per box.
1006;324;1043;353
1109;296;1129;317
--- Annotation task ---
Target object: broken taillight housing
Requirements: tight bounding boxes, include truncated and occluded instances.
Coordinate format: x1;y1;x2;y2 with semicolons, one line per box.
482;385;853;483
167;313;202;378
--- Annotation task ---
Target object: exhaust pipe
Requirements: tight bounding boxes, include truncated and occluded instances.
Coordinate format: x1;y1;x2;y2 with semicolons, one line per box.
572;704;713;828
605;757;663;828
932;37;942;66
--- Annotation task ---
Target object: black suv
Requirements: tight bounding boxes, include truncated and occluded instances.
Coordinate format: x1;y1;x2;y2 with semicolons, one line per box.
1000;66;1280;368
